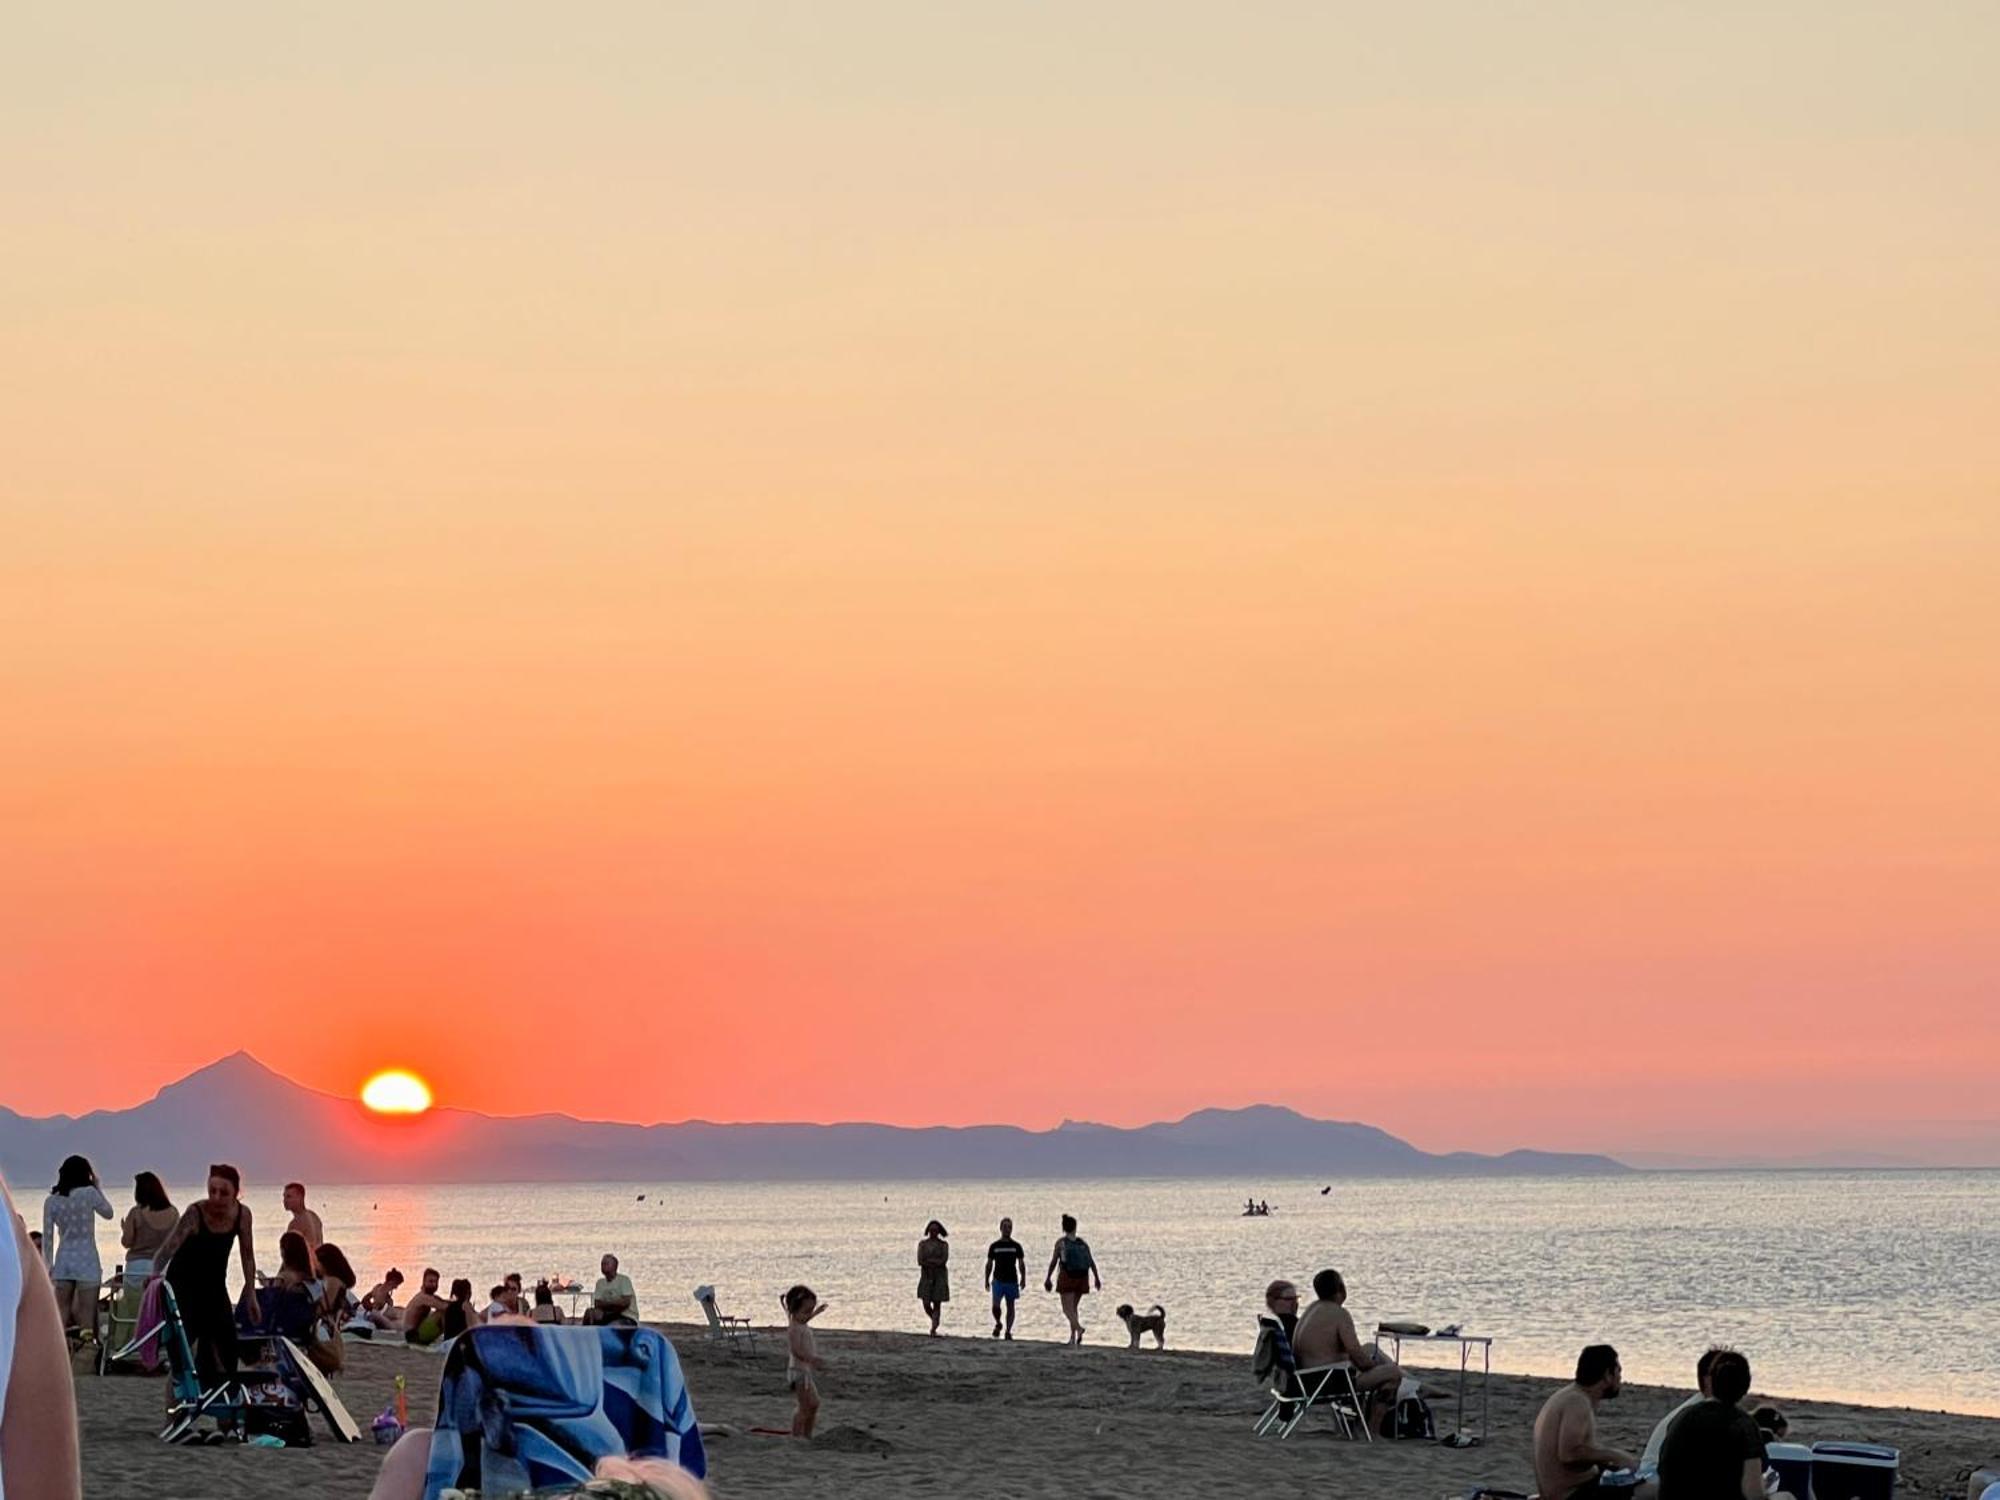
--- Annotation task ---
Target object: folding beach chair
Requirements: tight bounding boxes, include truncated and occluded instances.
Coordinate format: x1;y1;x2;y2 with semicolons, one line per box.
420;1323;707;1500
114;1280;357;1445
1251;1314;1369;1441
692;1284;758;1351
96;1270;151;1376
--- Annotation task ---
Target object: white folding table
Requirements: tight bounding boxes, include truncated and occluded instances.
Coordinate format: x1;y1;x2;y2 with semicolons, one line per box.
1373;1327;1492;1443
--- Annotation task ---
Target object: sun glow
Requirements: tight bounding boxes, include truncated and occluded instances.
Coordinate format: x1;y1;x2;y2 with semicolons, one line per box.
360;1069;433;1115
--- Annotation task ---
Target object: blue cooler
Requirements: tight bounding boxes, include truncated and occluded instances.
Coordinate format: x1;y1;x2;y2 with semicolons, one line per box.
1764;1441;1812;1499
1810;1441;1898;1500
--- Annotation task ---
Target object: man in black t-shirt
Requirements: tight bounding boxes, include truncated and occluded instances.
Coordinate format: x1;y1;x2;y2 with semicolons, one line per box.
1657;1349;1783;1500
984;1218;1026;1339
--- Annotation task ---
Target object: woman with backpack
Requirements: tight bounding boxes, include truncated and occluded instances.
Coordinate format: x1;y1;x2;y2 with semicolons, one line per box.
1043;1213;1100;1345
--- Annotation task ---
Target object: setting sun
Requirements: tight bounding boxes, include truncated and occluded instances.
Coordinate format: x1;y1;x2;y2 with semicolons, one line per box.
360;1069;434;1115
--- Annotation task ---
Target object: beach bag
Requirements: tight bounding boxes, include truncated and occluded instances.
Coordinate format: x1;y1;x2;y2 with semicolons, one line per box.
245;1400;313;1447
1060;1236;1091;1274
304;1314;345;1375
1391;1393;1435;1441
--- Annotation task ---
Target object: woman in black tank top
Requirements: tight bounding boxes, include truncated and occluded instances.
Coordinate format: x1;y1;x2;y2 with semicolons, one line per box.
152;1165;259;1382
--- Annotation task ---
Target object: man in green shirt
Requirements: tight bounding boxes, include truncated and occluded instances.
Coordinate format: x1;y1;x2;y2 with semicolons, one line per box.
586;1253;639;1325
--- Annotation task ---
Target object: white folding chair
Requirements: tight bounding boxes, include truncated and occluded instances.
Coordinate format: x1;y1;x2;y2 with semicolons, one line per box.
1251;1316;1370;1440
692;1284;758;1351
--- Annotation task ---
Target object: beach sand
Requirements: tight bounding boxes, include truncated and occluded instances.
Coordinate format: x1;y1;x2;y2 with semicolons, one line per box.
77;1323;2000;1498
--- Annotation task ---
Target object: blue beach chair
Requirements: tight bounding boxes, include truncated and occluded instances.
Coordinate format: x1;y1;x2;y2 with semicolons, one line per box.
114;1280;356;1444
421;1324;706;1500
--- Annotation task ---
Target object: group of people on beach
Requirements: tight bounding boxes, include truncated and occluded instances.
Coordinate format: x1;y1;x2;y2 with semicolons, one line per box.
1532;1342;1800;1500
1259;1272;1814;1498
912;1213;1102;1344
30;1156;644;1377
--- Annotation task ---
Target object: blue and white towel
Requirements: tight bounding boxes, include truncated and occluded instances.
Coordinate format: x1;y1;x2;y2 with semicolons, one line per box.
422;1324;705;1499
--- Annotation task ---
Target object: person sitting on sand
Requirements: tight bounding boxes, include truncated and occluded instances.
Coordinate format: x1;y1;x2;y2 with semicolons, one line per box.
402;1266;449;1343
2;1171;84;1500
985;1218;1025;1340
1044;1214;1100;1346
1290;1268;1406;1424
485;1283;512;1320
532;1278;564;1324
1658;1349;1790;1500
585;1253;638;1325
361;1266;405;1328
783;1284;827;1439
1640;1346;1729;1475
917;1221;950;1336
442;1277;480;1339
1751;1404;1788;1445
1533;1344;1651;1500
270;1230;315;1294
1264;1279;1301;1340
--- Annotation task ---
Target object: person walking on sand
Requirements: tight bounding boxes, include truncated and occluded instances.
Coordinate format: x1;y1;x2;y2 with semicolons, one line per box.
917;1221;950;1335
783;1284;826;1439
1044;1213;1100;1346
985;1217;1026;1339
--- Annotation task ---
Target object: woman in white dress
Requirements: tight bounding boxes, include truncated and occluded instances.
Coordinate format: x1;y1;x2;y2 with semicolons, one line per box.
4;1170;84;1499
40;1157;112;1338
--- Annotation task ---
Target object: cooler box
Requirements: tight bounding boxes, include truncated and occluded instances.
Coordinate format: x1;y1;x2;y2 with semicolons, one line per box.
1764;1440;1812;1499
1810;1441;1898;1500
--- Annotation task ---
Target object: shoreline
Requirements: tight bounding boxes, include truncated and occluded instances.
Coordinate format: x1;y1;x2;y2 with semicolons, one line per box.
77;1321;2000;1499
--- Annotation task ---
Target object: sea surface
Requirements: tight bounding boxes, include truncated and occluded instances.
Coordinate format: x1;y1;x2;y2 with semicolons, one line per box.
133;1171;2000;1416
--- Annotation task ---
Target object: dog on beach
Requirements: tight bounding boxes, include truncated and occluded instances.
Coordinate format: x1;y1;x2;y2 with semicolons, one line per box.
1115;1302;1166;1349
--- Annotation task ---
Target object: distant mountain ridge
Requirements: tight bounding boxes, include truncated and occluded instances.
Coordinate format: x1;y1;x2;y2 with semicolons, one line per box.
0;1053;1628;1186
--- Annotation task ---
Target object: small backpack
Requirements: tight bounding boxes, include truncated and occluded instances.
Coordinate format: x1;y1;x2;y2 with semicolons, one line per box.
1391;1393;1435;1441
1060;1236;1092;1275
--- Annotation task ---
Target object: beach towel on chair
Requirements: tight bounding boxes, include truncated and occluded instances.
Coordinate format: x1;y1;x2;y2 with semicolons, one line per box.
134;1277;167;1372
421;1324;705;1499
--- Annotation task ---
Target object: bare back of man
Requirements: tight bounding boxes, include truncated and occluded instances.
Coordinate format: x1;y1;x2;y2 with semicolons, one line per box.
1528;1384;1608;1500
1293;1301;1404;1395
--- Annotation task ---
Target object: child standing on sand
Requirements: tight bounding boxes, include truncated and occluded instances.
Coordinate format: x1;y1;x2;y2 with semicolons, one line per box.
783;1285;826;1439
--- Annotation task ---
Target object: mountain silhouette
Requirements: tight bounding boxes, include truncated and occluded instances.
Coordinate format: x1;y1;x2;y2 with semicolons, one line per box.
0;1053;1626;1186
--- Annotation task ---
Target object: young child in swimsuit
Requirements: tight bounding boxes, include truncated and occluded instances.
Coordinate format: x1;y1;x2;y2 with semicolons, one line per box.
783;1284;826;1439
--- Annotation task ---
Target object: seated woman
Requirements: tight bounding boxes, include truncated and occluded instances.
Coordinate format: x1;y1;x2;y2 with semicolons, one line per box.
531;1279;565;1324
442;1278;480;1340
249;1232;320;1344
300;1242;359;1373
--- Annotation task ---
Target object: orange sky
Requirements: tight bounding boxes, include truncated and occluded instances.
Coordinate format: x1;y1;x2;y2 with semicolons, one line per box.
4;4;1997;1157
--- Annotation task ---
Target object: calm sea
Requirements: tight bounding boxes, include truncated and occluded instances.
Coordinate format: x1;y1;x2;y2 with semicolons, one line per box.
137;1171;2000;1416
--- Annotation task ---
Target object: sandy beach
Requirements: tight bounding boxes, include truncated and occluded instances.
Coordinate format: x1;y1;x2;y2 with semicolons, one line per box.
75;1322;2000;1499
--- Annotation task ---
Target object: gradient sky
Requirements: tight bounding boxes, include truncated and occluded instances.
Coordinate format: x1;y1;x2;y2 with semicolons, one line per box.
4;4;1997;1158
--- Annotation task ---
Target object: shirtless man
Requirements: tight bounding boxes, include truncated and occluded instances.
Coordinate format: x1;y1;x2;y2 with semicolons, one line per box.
1533;1344;1654;1500
360;1266;405;1329
401;1266;449;1336
1291;1268;1406;1420
283;1182;324;1261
